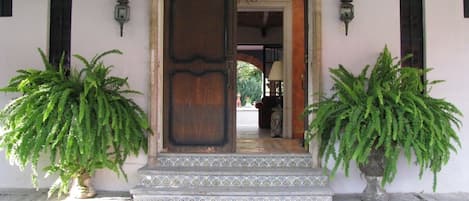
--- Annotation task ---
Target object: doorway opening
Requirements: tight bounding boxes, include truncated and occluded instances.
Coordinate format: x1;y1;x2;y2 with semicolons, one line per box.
150;0;312;154
235;11;305;154
235;59;264;138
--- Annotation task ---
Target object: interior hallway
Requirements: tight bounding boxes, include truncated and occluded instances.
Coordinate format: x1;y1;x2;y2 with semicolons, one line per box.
236;124;306;154
236;108;306;154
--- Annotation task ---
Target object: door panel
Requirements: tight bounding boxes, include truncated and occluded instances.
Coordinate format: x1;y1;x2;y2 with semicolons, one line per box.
164;0;236;153
168;0;226;63
169;71;227;145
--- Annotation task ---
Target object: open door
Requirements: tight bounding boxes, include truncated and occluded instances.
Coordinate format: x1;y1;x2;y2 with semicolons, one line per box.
163;0;236;153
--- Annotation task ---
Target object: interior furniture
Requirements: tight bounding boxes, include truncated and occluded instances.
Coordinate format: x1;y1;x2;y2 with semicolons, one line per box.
256;96;282;129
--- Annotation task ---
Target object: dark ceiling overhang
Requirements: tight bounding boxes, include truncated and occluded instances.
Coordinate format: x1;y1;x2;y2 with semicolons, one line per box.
238;11;283;37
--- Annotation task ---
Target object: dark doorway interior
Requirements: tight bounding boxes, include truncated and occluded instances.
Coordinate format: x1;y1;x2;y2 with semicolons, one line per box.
235;11;306;153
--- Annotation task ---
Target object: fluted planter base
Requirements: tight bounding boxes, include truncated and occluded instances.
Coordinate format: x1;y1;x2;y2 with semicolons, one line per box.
69;173;96;199
361;176;389;201
359;148;389;201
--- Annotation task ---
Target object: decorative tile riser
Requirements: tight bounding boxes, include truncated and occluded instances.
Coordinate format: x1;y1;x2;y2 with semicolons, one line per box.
157;155;312;168
133;196;332;201
140;175;328;187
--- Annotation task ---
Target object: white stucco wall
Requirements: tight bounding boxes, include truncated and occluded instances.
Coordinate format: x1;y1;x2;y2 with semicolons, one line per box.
322;0;469;194
0;0;468;194
421;0;469;193
0;0;150;191
0;0;53;189
321;0;402;193
70;0;150;191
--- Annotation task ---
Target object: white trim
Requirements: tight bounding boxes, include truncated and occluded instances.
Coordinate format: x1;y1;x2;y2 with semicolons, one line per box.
238;0;293;139
307;0;322;168
307;0;318;167
156;0;164;153
149;0;165;157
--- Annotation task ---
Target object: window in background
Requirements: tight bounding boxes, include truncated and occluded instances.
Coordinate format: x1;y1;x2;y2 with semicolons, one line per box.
464;0;469;18
400;0;424;69
0;0;12;17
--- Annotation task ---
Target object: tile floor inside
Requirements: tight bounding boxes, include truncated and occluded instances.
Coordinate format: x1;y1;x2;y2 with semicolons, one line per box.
236;126;307;153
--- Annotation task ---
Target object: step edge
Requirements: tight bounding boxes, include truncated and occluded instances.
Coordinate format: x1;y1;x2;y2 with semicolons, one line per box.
158;153;313;157
139;167;328;176
130;186;334;196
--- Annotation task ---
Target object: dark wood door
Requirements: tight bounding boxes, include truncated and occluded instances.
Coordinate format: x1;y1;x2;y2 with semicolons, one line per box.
163;0;236;153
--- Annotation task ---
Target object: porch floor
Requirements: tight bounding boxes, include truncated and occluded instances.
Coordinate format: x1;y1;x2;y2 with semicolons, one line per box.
236;126;306;153
0;189;467;201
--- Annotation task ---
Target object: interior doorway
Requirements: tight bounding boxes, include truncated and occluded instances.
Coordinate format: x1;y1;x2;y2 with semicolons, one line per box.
235;58;264;141
151;0;309;154
235;9;306;154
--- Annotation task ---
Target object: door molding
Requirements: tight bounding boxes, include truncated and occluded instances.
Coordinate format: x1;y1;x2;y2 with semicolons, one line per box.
148;0;164;165
307;0;323;168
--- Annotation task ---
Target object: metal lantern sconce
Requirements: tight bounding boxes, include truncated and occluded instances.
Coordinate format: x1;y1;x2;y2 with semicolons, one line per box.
115;0;130;37
340;0;354;36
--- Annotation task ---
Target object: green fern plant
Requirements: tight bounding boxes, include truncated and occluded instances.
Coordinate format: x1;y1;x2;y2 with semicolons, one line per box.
304;46;462;191
0;49;150;197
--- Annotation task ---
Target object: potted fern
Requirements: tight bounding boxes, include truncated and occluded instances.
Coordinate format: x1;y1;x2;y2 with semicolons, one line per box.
304;46;462;201
0;49;150;198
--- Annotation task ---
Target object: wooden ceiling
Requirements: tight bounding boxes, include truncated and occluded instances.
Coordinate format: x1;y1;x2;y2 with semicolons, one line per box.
238;11;283;36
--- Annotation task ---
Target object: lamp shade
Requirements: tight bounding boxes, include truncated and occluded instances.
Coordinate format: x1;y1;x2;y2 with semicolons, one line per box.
269;61;283;81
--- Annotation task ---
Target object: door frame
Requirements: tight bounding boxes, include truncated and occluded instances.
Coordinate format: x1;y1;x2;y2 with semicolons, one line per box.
307;0;323;168
148;0;322;164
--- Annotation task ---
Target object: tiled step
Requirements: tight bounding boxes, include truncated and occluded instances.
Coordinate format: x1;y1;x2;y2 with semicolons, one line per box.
138;167;328;188
156;153;313;168
131;153;332;201
131;186;333;201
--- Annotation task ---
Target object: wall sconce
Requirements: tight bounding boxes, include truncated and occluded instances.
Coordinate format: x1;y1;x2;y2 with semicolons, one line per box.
340;0;354;36
115;0;130;37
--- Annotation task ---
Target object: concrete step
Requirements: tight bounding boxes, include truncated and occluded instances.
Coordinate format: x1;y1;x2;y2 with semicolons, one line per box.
138;166;328;188
131;186;333;201
156;153;313;168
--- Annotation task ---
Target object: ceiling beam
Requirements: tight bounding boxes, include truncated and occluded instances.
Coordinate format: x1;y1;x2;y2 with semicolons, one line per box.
261;11;270;37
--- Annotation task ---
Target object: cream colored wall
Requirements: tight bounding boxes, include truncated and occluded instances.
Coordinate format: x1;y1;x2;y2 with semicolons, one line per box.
70;0;150;191
0;0;53;189
419;0;469;193
322;0;469;194
0;0;151;191
321;0;402;193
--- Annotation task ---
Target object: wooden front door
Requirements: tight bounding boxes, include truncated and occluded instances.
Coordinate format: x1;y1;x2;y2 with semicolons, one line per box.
163;0;236;153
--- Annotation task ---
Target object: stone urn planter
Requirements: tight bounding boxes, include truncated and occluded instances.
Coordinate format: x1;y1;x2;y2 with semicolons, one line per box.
69;173;97;199
358;148;389;201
